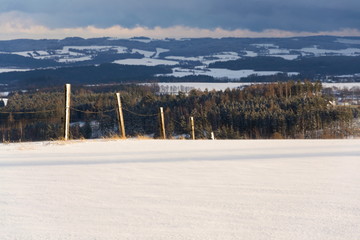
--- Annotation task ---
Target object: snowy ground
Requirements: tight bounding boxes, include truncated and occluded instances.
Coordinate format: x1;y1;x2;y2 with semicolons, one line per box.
153;82;360;94
0;139;360;240
113;58;178;66
157;67;286;79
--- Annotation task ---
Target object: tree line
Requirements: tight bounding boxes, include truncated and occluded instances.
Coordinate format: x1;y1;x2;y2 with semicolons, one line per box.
0;81;357;142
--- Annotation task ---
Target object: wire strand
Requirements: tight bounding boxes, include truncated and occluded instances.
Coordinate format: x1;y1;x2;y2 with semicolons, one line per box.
70;107;116;114
122;107;159;117
0;118;60;123
0;109;55;114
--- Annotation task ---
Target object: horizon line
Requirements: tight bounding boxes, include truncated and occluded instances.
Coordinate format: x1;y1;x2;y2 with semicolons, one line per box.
1;34;360;41
0;23;360;41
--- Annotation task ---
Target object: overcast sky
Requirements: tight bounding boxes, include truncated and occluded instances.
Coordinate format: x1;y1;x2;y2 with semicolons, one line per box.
0;0;359;39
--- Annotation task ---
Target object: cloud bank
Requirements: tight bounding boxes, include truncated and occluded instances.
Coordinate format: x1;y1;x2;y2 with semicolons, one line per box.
0;15;359;40
1;0;360;31
0;0;360;40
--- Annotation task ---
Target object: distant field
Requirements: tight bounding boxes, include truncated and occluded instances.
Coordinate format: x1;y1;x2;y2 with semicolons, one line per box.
1;36;360;89
155;82;360;93
1;139;359;240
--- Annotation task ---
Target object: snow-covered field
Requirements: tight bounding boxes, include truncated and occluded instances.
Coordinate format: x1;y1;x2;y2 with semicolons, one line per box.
131;48;155;58
1;139;359;240
165;51;241;64
251;43;360;58
3;41;360;79
323;82;360;89
300;47;360;57
155;82;360;93
113;58;178;66
0;68;31;73
155;82;254;93
158;67;286;79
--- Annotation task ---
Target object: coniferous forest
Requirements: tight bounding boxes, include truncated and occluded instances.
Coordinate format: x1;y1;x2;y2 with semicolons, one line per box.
0;81;358;142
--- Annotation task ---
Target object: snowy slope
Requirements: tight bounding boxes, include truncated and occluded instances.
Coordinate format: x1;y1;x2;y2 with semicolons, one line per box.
1;139;360;240
3;37;360;79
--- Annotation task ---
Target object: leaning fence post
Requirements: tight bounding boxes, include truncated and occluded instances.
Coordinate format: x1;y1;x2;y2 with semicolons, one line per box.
116;93;126;138
64;84;71;141
190;116;195;140
211;131;215;140
159;107;166;139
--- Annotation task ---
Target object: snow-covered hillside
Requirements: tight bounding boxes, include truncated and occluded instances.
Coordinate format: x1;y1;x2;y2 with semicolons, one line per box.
7;39;360;66
1;139;359;240
2;36;360;80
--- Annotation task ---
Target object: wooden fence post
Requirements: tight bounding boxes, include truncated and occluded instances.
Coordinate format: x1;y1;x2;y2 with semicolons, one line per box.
64;84;71;141
116;93;126;138
190;116;195;140
211;131;215;140
159;107;166;139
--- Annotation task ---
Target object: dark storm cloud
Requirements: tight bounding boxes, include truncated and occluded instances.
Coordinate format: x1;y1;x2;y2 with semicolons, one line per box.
1;0;359;31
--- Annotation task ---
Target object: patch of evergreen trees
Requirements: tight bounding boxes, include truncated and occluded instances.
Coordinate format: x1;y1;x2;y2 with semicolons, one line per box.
0;81;357;142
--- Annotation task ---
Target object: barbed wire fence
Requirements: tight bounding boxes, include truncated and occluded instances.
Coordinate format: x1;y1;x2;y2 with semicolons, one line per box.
0;107;61;142
0;84;214;142
70;107;116;114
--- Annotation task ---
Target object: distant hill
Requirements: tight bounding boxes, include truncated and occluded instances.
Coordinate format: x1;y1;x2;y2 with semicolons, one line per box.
1;36;360;90
0;64;172;89
209;56;360;75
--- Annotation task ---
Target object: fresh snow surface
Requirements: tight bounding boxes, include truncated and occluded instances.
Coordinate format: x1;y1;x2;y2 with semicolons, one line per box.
113;58;178;66
0;139;359;240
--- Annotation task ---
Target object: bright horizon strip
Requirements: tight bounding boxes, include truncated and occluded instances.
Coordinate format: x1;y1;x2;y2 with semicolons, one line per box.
1;23;360;40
